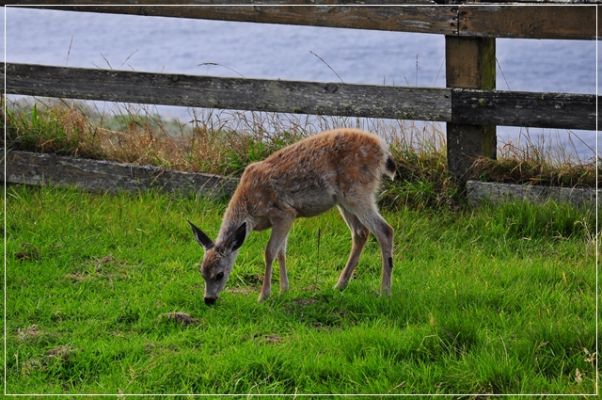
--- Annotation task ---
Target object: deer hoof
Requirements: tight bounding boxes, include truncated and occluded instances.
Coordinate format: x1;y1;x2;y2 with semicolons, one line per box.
379;287;392;296
258;291;271;303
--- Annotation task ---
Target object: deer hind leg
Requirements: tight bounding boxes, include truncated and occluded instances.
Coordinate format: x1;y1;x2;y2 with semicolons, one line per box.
260;216;294;303
278;236;289;294
341;197;394;295
334;206;369;291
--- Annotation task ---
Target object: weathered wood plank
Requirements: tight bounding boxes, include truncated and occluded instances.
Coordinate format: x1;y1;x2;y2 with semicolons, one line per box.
6;148;599;209
472;1;600;3
1;63;453;122
2;149;238;197
2;63;598;129
452;89;598;130
7;2;598;39
6;2;456;35
466;180;599;209
458;5;598;40
446;36;496;184
5;0;439;4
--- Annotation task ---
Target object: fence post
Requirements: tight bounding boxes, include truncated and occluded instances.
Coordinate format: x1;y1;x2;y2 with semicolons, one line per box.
445;35;496;186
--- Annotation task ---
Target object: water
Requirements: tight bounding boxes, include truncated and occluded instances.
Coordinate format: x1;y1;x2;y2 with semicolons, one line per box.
4;7;599;161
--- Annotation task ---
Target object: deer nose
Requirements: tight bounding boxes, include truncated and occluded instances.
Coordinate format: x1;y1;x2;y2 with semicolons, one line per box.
204;297;217;305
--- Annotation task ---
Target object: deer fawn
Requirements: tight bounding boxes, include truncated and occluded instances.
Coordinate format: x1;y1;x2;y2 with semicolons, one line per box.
189;128;395;305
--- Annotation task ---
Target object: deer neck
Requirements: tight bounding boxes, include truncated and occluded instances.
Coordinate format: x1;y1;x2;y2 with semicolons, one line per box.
217;197;253;244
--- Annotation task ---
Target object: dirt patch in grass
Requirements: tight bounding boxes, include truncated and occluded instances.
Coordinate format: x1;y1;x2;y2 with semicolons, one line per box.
21;358;43;376
292;297;318;307
65;254;133;283
89;255;129;273
160;312;200;326
16;325;42;341
47;345;76;361
229;286;256;295
15;243;41;261
94;255;117;266
254;333;284;345
21;345;76;376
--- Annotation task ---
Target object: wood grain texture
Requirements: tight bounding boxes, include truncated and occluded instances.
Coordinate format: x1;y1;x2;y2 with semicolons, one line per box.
6;0;438;4
2;63;453;122
469;1;600;3
466;180;599;209
7;2;455;34
445;37;496;90
445;35;496;183
7;2;598;39
4;148;598;209
452;89;598;130
2;149;238;197
2;63;598;129
458;5;598;39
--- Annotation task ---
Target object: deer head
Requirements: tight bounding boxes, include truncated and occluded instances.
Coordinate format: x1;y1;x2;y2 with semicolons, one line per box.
188;220;247;305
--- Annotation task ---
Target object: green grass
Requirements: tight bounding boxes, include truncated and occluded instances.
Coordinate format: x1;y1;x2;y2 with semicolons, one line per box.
4;186;597;395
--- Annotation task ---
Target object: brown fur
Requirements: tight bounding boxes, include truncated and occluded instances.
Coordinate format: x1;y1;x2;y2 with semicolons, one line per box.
221;129;391;233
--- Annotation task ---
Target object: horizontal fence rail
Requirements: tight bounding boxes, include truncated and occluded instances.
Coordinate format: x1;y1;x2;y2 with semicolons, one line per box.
2;148;238;197
3;148;598;208
2;63;452;122
5;2;599;40
466;180;599;209
451;90;598;130
2;63;599;130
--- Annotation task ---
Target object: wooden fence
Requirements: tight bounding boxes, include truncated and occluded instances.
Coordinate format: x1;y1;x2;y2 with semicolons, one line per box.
2;1;600;186
5;148;598;208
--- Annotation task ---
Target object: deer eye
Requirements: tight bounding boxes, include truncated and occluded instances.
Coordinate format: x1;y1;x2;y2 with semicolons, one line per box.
215;272;224;280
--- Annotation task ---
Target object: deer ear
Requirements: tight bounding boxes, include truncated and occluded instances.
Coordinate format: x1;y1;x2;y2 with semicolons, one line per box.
228;222;247;251
188;220;214;250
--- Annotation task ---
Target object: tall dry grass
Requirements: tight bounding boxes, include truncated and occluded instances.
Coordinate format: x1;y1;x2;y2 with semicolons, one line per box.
4;97;597;209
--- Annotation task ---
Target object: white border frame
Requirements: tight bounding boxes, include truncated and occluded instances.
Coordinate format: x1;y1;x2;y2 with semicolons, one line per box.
2;3;599;397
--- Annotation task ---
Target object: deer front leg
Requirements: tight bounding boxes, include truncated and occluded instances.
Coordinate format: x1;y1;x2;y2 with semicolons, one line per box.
335;207;369;291
278;237;289;294
365;214;394;295
341;200;394;295
259;217;294;302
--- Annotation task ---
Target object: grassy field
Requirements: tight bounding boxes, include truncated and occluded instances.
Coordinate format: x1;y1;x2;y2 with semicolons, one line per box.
4;185;597;395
